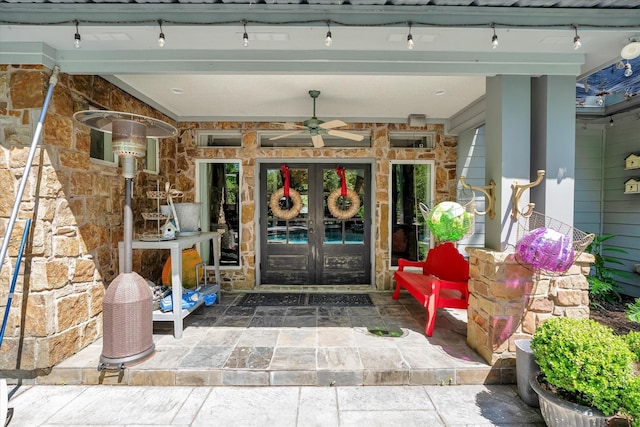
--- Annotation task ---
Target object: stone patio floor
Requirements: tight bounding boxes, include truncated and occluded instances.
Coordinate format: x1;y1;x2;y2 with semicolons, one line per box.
42;291;515;387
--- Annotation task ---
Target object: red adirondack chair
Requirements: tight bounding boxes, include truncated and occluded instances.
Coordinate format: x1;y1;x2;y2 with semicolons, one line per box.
392;242;470;337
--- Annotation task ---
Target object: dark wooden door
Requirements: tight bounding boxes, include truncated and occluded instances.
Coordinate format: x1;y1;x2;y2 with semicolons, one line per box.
260;162;371;285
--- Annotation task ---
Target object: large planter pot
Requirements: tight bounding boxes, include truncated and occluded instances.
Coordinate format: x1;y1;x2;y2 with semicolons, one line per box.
529;373;610;427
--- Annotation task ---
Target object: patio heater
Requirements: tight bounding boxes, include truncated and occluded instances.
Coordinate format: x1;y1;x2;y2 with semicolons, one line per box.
74;111;177;369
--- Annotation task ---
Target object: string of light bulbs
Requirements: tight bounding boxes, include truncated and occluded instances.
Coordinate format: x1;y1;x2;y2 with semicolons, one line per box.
15;18;639;52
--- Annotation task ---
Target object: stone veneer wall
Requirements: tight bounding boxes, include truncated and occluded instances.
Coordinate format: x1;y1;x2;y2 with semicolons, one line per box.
176;123;459;290
466;247;594;365
0;64;458;375
0;65;178;377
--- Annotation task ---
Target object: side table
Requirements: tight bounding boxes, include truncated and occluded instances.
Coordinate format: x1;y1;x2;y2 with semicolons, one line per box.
118;232;221;339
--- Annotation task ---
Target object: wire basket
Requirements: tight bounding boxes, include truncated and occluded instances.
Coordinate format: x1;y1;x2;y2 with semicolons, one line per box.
515;211;594;275
420;189;476;243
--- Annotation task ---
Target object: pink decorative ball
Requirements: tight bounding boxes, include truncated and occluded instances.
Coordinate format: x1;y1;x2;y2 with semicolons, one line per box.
516;227;575;273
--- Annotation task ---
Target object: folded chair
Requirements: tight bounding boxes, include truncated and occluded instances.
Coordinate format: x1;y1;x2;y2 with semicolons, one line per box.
392;242;470;336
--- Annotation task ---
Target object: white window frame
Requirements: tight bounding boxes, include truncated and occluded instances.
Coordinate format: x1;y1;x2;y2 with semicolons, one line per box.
196;130;243;147
389;159;436;269
389;131;436;149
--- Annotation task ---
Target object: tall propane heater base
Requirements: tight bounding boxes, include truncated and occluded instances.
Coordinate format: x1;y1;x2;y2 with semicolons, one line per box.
74;111;177;370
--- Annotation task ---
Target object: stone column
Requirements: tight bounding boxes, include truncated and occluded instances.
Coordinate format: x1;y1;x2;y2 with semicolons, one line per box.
466;249;593;365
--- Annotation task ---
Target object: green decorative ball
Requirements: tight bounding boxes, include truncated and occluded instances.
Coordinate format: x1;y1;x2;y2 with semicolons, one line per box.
426;201;474;242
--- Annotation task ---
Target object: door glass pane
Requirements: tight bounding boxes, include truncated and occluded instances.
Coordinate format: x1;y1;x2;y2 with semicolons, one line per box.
266;166;309;244
322;167;365;245
197;161;241;267
390;161;434;266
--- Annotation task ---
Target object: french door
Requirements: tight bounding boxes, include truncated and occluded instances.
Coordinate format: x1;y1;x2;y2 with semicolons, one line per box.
259;162;371;286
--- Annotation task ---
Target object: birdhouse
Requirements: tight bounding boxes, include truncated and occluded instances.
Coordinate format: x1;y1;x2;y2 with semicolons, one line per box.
625;178;640;194
626;153;640;170
161;220;178;239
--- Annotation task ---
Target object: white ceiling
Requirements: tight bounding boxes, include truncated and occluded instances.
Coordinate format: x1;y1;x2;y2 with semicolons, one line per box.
2;2;640;124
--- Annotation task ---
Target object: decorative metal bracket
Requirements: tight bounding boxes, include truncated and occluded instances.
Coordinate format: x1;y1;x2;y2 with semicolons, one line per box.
511;170;545;220
459;176;496;220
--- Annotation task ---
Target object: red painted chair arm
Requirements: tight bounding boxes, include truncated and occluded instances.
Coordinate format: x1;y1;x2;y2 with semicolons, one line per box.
397;258;427;272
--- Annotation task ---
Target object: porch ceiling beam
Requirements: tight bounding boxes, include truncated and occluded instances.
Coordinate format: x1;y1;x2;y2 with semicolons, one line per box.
0;42;584;76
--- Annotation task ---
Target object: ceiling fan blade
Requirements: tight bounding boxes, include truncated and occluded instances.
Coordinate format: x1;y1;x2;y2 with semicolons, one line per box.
327;130;365;142
272;122;307;130
319;120;347;130
311;134;324;148
269;130;306;140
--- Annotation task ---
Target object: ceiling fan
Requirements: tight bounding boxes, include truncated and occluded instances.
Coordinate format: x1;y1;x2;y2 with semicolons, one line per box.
269;90;364;148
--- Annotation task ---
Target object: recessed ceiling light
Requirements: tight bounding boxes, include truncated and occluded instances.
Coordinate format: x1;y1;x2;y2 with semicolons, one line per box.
170;88;184;95
433;89;447;96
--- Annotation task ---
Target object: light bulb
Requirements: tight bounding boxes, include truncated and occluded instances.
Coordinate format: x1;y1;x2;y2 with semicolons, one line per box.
491;34;498;50
625;62;633;77
73;21;81;49
572;25;581;50
157;20;165;47
610;117;614;127
325;31;332;47
573;36;581;50
407;34;414;50
243;32;249;47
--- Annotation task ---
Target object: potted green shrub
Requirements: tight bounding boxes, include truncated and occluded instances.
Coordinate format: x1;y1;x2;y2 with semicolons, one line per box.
529;317;640;427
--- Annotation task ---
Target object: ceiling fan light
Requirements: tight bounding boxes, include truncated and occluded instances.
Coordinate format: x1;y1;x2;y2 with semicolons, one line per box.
407;34;414;50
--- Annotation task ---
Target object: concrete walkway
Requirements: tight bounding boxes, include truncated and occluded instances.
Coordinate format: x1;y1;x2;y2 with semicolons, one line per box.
6;383;544;426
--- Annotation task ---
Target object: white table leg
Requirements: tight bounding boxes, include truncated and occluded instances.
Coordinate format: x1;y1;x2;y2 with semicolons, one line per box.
171;246;183;339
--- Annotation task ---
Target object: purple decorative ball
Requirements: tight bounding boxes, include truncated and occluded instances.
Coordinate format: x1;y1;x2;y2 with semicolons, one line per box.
516;227;575;273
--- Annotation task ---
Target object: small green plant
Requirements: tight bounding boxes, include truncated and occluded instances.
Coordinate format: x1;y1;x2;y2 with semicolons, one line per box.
585;233;629;307
627;299;640;324
622;376;640;427
531;317;635;417
625;331;640;361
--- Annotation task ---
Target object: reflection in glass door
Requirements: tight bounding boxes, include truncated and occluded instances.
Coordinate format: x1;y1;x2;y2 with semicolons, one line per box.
260;163;371;286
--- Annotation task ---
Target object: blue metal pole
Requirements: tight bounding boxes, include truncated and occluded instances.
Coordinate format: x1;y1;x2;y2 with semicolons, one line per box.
0;219;31;347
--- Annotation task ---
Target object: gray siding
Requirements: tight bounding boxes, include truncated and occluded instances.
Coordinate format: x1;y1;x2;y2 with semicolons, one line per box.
602;118;640;297
457;125;486;253
574;126;604;236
